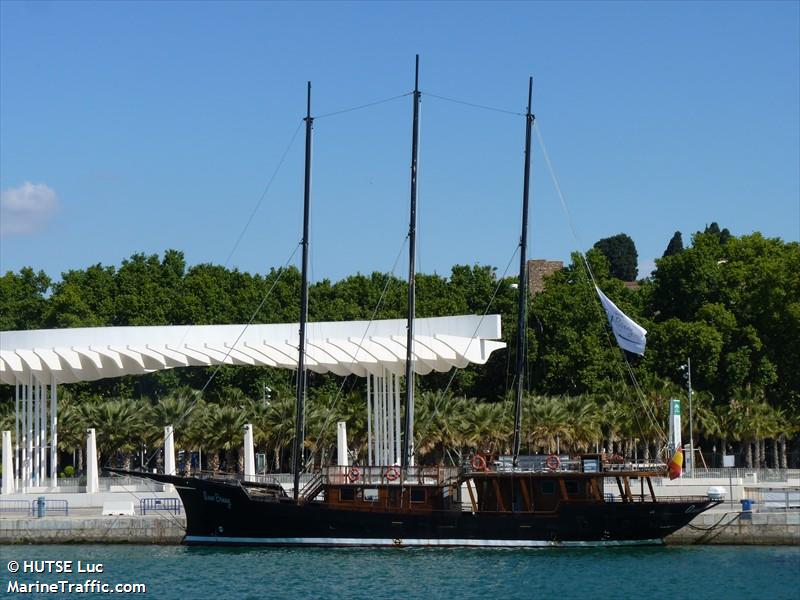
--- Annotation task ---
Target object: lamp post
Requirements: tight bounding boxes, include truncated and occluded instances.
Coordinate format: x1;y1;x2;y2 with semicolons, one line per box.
682;358;694;476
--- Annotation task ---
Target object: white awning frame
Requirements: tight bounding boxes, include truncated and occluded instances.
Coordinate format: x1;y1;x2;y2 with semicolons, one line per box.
0;314;504;384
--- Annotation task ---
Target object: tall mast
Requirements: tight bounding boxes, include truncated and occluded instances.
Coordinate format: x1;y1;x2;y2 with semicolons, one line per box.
401;55;421;470
293;81;313;500
512;77;534;467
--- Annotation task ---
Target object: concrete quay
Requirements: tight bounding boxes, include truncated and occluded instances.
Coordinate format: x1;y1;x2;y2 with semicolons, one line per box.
666;508;800;546
1;511;186;544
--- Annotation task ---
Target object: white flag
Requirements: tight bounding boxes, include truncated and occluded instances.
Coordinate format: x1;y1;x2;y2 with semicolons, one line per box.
595;285;647;355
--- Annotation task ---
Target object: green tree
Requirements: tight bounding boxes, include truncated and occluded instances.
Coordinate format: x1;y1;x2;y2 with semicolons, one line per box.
593;233;638;281
0;267;50;330
662;231;684;257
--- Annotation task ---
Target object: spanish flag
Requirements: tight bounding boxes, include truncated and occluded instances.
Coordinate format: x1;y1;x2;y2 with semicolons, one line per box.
668;448;683;480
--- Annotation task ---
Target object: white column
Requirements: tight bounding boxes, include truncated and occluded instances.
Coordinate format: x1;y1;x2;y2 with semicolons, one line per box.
2;431;15;494
366;375;373;465
394;372;401;465
336;421;349;466
383;369;395;465
375;374;382;465
50;377;58;488
86;428;99;494
26;377;33;489
15;379;20;488
32;379;39;486
164;425;176;476
243;424;255;480
21;381;28;491
39;380;46;485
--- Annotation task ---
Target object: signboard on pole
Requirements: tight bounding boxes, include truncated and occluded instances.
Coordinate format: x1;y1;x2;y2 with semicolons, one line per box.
668;398;682;452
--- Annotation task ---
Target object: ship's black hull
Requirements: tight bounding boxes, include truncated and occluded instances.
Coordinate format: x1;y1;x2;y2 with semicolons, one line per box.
134;472;715;547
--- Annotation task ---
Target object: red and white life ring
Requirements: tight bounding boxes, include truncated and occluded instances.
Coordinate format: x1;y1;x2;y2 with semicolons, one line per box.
347;466;360;482
545;454;561;471
385;466;400;481
471;454;488;471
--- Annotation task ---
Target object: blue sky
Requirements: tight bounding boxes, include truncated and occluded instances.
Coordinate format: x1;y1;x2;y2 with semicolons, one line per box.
1;1;798;284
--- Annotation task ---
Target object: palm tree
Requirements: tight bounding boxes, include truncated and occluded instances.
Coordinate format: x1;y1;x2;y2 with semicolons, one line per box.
149;389;200;474
86;399;149;470
413;391;466;465
562;395;601;454
525;395;569;454
201;404;247;473
260;395;295;471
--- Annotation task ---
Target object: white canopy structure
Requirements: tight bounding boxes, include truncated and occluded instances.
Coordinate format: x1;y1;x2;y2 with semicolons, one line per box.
1;314;504;489
1;314;503;384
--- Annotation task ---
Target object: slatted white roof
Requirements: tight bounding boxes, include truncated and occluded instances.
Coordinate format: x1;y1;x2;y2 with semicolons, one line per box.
0;315;504;384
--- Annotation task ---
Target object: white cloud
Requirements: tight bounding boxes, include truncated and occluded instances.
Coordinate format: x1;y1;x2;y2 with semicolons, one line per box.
0;182;60;237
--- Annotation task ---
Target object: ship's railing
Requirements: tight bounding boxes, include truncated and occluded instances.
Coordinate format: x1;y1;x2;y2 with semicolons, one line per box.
191;470;300;487
322;465;459;486
604;494;711;504
486;457;667;475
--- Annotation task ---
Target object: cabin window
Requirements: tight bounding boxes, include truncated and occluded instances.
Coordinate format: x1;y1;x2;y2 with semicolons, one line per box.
565;480;580;496
410;488;426;503
363;488;379;502
541;481;555;495
339;488;355;502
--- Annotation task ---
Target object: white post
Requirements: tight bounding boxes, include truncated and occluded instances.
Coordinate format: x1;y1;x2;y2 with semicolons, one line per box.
2;431;15;494
383;369;396;465
164;425;176;476
86;428;99;494
50;377;58;488
39;380;46;485
376;374;383;465
366;375;373;465
393;372;401;465
21;380;28;491
336;421;349;466
26;377;32;489
32;379;39;486
15;379;20;489
243;424;255;480
382;373;389;465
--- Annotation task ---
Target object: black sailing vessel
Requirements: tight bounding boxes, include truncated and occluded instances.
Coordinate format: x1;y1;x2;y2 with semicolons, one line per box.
117;58;719;547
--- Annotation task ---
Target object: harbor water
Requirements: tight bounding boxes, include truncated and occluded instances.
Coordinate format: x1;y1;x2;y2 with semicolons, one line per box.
2;544;798;599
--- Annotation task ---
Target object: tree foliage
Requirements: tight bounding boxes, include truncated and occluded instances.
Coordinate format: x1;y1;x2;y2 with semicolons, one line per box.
663;231;684;257
593;233;638;281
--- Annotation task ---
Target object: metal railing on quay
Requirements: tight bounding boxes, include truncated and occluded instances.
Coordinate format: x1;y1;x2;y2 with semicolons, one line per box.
35;499;69;516
0;499;33;514
140;497;182;515
743;486;800;511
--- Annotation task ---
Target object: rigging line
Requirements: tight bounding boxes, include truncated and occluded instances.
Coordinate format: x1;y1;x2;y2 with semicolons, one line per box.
173;121;304;351
200;244;301;393
314;92;412;119
425;92;526;117
437;244;520;402
536;124;667;444
222;121;304;268
107;471;186;531
310;236;409;456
